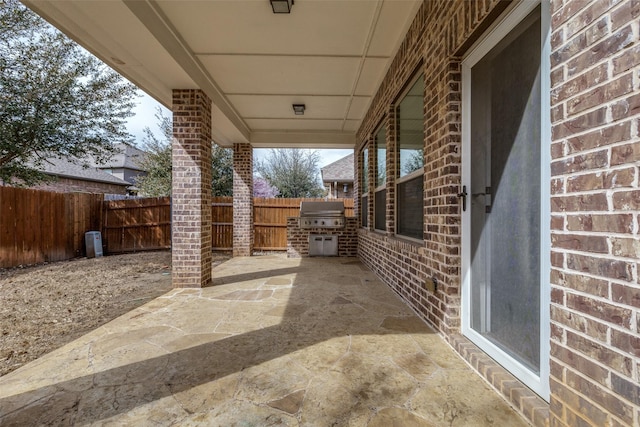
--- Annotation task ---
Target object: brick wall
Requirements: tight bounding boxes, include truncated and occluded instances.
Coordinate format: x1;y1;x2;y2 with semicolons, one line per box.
32;177;127;195
357;0;508;348
171;89;212;288
356;0;639;426
233;142;254;257
355;0;543;425
287;217;358;258
549;1;640;426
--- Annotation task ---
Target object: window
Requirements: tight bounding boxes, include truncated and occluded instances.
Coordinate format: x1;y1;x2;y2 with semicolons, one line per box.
374;126;386;231
396;75;425;240
360;147;369;227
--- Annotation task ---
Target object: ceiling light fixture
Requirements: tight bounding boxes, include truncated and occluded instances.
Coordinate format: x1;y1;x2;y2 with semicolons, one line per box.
292;104;305;115
270;0;293;14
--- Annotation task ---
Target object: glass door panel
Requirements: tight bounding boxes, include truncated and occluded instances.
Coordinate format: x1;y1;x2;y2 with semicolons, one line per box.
469;8;542;373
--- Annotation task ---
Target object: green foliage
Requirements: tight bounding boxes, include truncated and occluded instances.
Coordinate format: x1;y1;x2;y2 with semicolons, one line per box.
0;0;137;185
135;110;172;197
211;145;233;197
135;108;234;197
255;149;324;198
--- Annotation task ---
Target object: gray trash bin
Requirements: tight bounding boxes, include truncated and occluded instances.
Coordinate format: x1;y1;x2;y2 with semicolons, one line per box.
85;231;103;258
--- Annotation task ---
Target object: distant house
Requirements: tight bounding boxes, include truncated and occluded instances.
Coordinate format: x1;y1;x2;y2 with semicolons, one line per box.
321;153;354;199
91;143;147;186
32;157;131;194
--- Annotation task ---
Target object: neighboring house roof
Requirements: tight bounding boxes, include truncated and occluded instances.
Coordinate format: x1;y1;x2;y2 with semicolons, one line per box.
321;153;354;183
39;157;131;186
91;143;146;171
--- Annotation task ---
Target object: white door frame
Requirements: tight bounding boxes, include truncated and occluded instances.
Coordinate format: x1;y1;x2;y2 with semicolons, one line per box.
461;0;551;400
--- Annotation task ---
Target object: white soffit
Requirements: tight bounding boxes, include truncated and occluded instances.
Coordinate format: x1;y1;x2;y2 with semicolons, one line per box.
23;0;422;148
229;95;351;120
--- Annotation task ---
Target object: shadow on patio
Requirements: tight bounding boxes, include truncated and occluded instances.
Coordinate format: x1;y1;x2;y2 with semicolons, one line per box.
0;255;527;426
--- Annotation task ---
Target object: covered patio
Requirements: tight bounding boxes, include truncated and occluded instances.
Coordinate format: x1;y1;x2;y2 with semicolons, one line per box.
12;0;640;426
0;256;528;426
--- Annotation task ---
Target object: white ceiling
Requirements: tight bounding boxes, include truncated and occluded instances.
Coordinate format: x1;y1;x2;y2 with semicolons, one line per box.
23;0;421;148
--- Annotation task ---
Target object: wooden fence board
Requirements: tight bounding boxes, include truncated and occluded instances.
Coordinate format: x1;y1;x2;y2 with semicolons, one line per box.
0;187;103;268
102;197;171;254
1;187;356;267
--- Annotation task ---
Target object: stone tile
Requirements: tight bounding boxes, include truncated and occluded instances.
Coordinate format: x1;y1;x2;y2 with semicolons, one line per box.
0;256;529;427
369;407;435;427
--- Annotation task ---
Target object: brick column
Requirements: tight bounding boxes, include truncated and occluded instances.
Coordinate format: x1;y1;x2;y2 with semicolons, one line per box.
233;142;253;257
171;89;212;288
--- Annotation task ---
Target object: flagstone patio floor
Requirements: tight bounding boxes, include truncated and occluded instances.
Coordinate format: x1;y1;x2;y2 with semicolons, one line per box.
0;255;529;426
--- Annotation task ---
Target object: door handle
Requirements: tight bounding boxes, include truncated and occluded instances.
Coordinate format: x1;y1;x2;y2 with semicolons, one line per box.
457;185;468;212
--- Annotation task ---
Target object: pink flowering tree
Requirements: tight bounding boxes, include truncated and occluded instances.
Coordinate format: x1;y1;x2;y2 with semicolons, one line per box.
253;177;280;198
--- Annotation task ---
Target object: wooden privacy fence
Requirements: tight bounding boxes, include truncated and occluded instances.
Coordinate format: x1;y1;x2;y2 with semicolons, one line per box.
0;187;355;267
0;186;103;268
102;197;171;253
104;196;355;253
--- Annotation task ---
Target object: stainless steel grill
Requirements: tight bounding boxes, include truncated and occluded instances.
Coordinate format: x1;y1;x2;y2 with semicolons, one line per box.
298;201;345;229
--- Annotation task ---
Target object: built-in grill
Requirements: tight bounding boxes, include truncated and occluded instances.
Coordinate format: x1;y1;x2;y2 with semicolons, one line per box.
298;201;345;229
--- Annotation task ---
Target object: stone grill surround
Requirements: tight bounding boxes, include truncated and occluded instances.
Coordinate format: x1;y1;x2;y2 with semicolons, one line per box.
287;217;357;258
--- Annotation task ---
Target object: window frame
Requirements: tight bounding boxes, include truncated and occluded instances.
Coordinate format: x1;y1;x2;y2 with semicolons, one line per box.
394;72;425;242
374;124;387;232
360;146;369;228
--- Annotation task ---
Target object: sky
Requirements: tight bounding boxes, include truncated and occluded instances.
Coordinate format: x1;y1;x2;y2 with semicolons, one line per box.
126;91;353;169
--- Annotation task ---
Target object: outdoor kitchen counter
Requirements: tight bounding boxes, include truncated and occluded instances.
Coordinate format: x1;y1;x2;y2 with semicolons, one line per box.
287;217;358;258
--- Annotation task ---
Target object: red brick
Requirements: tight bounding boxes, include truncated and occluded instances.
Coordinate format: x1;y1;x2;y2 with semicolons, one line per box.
551;215;565;231
555;270;609;298
551;342;609;385
566;213;634;233
611;283;640;309
565;120;631;154
566;253;634;281
566;73;634;115
552;107;607;139
610;237;640;259
565;25;635;78
611;372;640;405
613;44;640;75
612;190;640;210
567;331;633;377
611;142;640;166
567;372;633;425
551;233;608;253
566;293;632;328
551;193;608;212
551;306;609;342
611;0;640;31
611;329;640;358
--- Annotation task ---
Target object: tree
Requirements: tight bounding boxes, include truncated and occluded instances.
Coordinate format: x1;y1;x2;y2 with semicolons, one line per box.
253;177;279;198
135;110;172;197
135;108;234;197
255;149;324;198
0;0;138;185
211;145;233;197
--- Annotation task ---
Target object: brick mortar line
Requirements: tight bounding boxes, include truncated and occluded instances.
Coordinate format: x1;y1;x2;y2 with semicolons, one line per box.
551;303;638;339
551;122;639;147
552;71;636;112
551;229;640;238
553;283;640;311
551;338;638;387
548;374;631;427
551;264;638;287
554;187;640;197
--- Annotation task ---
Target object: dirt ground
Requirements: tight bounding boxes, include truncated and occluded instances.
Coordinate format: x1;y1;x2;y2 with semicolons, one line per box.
0;251;231;378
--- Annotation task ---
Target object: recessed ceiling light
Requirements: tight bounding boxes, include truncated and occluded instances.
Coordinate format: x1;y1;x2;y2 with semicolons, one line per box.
292;104;305;115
